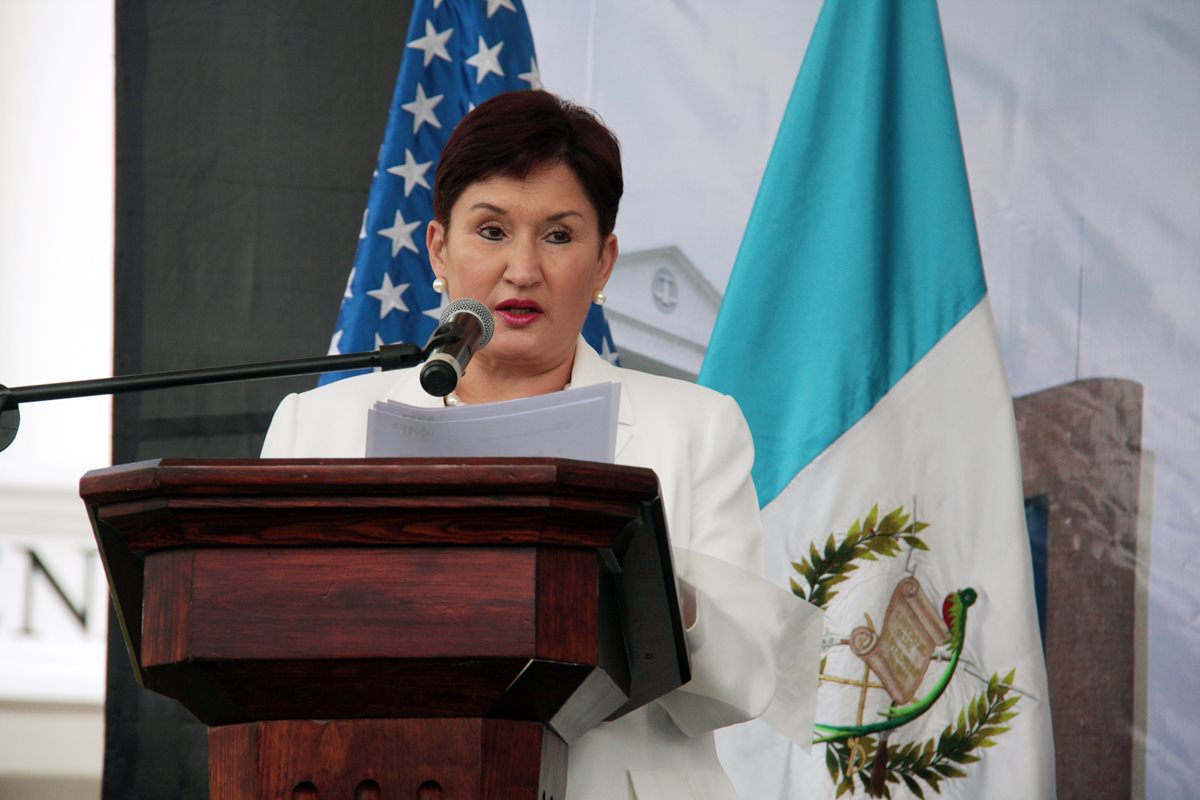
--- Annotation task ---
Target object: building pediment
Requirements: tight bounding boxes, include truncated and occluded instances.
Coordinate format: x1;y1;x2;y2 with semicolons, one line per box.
605;246;722;380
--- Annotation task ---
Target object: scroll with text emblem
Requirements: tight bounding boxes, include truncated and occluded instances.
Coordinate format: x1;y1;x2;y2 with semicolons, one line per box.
849;577;950;704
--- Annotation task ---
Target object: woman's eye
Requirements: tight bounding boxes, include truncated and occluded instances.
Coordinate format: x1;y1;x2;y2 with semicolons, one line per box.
477;224;504;240
546;229;572;244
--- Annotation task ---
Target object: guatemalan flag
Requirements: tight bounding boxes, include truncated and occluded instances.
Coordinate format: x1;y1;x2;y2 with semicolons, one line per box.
321;0;616;385
699;1;1056;797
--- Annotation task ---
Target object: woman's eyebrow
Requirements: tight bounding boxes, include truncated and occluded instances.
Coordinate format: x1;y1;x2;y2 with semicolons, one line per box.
468;203;584;223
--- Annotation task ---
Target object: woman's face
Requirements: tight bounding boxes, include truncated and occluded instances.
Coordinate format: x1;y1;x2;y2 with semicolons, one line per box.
427;161;617;379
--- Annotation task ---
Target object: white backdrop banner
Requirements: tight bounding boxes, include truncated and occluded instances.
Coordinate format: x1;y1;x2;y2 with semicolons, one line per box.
526;1;1200;798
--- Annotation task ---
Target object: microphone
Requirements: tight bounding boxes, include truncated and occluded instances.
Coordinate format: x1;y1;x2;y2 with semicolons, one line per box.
420;298;495;397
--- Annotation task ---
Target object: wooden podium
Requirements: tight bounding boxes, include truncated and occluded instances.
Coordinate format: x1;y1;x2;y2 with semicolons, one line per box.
81;458;690;800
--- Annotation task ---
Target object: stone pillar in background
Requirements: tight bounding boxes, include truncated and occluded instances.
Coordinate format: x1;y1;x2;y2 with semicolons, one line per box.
1015;378;1146;800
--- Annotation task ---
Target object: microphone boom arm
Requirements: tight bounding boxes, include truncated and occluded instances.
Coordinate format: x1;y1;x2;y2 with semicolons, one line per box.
0;334;461;453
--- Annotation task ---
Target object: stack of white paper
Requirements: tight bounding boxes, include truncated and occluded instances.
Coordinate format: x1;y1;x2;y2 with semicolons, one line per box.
365;382;620;463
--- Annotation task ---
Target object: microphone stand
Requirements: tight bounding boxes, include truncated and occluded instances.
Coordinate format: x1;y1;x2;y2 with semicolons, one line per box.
0;334;458;453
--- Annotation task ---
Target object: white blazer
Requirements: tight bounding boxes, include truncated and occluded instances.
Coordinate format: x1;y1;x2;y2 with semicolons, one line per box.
262;338;820;800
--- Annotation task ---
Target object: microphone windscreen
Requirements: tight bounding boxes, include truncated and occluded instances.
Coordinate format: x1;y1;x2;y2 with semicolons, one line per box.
440;298;495;349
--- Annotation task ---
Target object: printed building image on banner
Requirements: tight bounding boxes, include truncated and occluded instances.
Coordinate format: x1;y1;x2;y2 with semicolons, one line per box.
604;246;722;381
1015;379;1152;800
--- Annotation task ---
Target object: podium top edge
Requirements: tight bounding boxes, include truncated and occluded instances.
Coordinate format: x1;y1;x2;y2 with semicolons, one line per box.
79;457;660;506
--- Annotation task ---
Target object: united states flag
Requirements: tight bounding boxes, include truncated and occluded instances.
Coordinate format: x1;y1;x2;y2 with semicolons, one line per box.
321;0;617;385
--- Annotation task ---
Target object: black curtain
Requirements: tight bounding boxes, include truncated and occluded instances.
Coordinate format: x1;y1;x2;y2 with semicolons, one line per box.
109;1;412;796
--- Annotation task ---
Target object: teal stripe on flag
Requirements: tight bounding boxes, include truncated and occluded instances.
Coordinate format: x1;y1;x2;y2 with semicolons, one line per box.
699;0;987;506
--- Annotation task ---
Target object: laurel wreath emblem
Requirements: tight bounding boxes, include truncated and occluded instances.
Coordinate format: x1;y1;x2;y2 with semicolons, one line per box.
792;505;1023;797
824;669;1021;798
789;504;930;608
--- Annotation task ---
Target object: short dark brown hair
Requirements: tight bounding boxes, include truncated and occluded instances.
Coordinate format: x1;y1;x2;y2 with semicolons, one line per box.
433;90;623;239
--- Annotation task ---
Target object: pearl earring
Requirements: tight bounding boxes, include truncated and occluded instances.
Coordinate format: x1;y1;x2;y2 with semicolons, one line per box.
592;288;607;306
432;277;447;294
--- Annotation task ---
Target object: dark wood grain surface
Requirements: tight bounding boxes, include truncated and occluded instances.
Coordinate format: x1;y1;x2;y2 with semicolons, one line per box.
209;719;565;800
81;458;682;798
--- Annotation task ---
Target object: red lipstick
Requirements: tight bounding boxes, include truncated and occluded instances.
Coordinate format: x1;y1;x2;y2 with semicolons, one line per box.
495;298;544;327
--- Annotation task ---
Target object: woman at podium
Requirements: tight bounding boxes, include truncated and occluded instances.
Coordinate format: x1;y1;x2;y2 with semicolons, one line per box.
263;90;818;799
